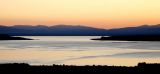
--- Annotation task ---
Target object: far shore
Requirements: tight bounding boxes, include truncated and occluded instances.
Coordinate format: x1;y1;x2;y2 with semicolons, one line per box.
0;34;33;40
91;35;160;41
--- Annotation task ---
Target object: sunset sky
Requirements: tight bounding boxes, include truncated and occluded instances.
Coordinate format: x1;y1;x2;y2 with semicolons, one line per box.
0;0;160;29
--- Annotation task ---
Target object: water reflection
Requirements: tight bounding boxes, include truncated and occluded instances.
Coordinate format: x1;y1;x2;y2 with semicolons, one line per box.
0;36;160;66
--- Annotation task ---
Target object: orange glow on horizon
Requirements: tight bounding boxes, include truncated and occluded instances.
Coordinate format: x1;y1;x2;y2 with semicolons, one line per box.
1;0;160;29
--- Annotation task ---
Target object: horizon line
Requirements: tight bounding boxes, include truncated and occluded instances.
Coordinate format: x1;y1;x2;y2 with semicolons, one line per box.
0;24;160;29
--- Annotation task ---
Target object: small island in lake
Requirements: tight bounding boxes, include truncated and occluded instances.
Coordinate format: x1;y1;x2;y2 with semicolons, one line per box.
0;34;33;40
91;35;160;41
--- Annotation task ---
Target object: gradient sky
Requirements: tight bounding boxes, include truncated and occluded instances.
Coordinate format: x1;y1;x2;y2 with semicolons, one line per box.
0;0;160;29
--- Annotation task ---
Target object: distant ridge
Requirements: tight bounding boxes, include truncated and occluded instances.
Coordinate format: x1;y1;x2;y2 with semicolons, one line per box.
108;24;160;36
0;24;160;36
0;25;108;36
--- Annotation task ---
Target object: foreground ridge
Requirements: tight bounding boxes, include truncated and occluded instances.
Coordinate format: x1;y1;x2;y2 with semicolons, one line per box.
0;62;159;74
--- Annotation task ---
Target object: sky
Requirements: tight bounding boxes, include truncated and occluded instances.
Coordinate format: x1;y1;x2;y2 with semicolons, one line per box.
0;0;160;29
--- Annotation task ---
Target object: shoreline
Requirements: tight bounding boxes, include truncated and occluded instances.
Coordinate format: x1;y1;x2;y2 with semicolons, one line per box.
0;34;33;40
91;35;160;41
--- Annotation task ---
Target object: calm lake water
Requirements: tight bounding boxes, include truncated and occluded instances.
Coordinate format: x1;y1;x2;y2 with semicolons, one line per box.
0;36;160;66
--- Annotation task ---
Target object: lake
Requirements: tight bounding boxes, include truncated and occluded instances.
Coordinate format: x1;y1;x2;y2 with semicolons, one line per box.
0;36;160;66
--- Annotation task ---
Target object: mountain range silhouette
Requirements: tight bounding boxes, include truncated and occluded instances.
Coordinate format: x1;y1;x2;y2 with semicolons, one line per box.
0;24;160;36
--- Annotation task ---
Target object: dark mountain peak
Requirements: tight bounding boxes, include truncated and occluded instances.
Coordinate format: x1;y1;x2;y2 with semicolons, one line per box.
51;25;90;28
136;24;160;29
150;24;160;28
108;24;160;36
36;25;48;27
137;24;160;28
155;24;160;26
12;25;33;27
49;25;106;30
138;24;150;27
0;25;9;28
0;25;108;36
12;25;49;28
50;25;77;28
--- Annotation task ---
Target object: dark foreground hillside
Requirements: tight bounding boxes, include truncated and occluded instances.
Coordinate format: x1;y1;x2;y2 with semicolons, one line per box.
0;62;159;74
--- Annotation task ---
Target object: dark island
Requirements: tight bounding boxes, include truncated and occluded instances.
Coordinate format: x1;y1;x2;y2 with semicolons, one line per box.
91;35;160;41
0;62;159;74
0;34;33;40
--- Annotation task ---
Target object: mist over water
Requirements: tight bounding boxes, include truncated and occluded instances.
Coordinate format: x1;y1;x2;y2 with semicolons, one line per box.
0;36;160;66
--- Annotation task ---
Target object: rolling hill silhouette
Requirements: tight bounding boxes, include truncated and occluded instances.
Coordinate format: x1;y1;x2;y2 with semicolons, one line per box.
108;24;160;36
0;25;108;36
0;24;160;36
